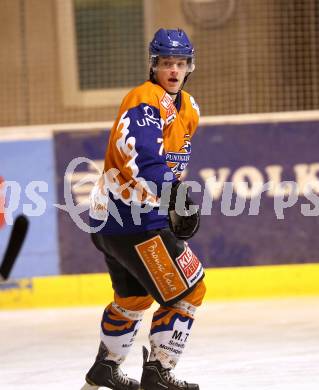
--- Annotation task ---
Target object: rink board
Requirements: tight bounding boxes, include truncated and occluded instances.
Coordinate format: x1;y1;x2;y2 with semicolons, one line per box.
53;122;319;272
0;263;319;309
2;118;319;279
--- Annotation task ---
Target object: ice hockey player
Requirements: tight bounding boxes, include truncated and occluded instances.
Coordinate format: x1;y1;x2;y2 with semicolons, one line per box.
82;28;206;390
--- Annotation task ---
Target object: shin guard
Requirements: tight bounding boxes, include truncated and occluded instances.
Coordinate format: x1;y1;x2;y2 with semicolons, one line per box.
148;301;196;369
100;302;144;364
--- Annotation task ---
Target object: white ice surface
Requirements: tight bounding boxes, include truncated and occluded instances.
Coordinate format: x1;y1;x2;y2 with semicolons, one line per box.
1;298;319;390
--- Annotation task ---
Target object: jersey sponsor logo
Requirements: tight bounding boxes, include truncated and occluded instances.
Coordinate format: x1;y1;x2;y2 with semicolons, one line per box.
167;138;192;177
166;152;190;163
160;92;174;110
160;92;176;125
166;112;176;125
136;105;162;130
135;235;188;302
176;243;203;287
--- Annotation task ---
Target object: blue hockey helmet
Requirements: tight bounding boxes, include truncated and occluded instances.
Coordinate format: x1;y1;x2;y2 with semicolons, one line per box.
149;28;195;59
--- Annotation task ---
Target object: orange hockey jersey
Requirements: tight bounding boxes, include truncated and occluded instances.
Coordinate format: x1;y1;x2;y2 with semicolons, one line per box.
90;80;200;234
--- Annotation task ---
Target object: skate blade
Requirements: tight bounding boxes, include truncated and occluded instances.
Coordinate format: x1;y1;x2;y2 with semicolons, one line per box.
80;383;99;389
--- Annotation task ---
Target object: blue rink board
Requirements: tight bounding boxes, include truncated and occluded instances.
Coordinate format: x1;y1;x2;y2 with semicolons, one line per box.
54;121;319;274
0;139;59;277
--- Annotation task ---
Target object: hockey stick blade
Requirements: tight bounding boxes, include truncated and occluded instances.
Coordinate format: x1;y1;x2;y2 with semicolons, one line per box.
0;215;29;280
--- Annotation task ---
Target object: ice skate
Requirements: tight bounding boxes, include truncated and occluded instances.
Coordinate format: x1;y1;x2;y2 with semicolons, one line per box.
81;342;140;390
140;346;199;390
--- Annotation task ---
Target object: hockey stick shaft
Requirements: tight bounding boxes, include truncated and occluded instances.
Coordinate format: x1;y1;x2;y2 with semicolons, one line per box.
0;214;29;280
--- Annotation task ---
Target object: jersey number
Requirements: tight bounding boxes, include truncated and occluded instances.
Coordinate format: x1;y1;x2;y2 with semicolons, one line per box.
157;138;164;156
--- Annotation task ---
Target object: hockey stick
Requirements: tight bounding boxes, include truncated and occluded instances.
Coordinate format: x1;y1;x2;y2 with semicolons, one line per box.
0;214;29;281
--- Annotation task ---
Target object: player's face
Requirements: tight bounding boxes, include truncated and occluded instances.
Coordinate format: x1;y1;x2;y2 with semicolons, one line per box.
156;57;188;94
